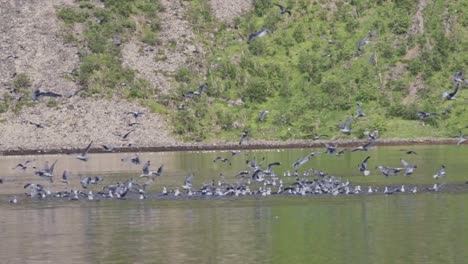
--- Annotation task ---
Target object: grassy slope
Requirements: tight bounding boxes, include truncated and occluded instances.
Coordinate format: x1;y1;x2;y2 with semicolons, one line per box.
50;0;467;143
173;0;467;142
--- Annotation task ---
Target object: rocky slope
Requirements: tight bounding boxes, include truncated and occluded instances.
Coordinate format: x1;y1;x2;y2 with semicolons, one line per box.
0;0;252;152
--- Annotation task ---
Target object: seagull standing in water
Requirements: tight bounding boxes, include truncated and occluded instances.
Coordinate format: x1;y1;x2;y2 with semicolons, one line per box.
76;141;93;161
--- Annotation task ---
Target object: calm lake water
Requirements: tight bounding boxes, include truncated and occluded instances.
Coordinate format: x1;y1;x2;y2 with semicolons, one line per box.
0;145;467;264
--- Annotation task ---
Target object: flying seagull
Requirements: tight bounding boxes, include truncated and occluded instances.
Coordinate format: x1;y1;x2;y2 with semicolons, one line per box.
248;28;270;44
443;83;459;100
127;111;144;118
400;149;417;155
274;4;291;15
355;103;365;118
183;83;208;98
12;159;35;170
433;165;446;179
239;130;250;145
358;156;371;176
31;87;62;100
456;130;466;146
357;38;370;52
339;117;352;134
76;141;93;161
400;158;417;176
311;134;328;140
351;140;374;152
182;174;193;190
451;71;465;83
417;111;437;119
258;110;269;122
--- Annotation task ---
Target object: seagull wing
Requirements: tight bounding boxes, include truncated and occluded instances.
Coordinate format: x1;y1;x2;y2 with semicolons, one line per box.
344;117;351;130
449;83;459;97
82;141;93;156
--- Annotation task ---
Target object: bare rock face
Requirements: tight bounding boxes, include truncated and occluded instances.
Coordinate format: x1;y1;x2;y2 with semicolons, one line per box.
0;0;79;95
210;0;253;22
0;0;177;151
0;97;177;151
121;0;200;94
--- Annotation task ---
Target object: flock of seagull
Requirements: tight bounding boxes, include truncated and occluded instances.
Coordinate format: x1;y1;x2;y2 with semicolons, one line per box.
2;123;466;204
3;4;467;204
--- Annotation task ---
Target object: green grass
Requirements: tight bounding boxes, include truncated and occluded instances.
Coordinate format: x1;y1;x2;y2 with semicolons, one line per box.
169;0;468;142
56;0;162;100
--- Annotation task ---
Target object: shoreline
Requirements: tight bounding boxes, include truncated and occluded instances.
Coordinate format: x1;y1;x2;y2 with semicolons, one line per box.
0;138;460;156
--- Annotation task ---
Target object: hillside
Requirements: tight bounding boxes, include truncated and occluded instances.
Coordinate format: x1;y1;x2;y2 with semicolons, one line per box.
0;0;466;151
172;0;467;142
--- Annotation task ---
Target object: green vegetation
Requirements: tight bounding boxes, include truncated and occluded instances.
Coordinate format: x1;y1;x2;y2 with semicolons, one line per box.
52;0;467;142
56;0;162;99
170;0;468;141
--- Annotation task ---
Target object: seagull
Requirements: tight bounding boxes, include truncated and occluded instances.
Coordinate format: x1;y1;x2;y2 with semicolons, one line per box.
182;174;193;190
121;154;141;165
213;157;231;165
400;149;417;155
358;156;371;176
248;28;270;44
121;130;135;141
357;38;370;52
9;196;17;204
183;83;208;98
400;158;417;176
456;131;466;146
273;4;291;15
443;83;459;100
363;130;379;140
427;183;444;192
433;165;446;179
229;150;242;156
351;140;374;152
12;159;35;170
101;145;115;152
339;117;352;134
139;161;154;178
417;111;437;119
258;110;269;121
355;103;365;118
336;149;347;156
31;87;62;100
34;160;58;182
292;152;320;170
451;71;465;83
127;111;144;118
61;170;70;184
311;134;328;140
264;162;281;174
76;141;93;161
323;143;337;155
239;130;250;145
29;121;45;128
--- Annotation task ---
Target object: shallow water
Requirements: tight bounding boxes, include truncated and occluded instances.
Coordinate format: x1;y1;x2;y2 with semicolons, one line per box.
1;145;467;263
